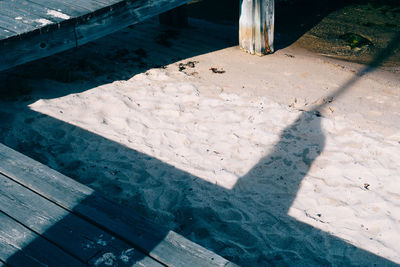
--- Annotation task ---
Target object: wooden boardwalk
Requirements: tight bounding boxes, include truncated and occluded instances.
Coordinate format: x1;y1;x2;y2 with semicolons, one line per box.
0;143;234;266
0;0;192;72
0;0;276;71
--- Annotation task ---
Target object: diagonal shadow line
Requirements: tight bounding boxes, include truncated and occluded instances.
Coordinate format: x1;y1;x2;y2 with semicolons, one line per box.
233;30;400;265
312;31;400;113
1;25;399;267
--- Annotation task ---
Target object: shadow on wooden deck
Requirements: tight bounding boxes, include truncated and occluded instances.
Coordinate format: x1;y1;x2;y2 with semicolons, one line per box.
1;17;399;266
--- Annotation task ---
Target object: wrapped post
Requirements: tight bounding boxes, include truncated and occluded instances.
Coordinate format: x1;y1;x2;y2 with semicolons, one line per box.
239;0;275;55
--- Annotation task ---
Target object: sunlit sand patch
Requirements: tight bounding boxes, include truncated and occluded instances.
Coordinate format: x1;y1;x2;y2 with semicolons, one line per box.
28;65;400;264
29;69;295;190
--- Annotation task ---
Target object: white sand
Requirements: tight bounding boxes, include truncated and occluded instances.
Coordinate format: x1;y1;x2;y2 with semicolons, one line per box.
1;18;399;266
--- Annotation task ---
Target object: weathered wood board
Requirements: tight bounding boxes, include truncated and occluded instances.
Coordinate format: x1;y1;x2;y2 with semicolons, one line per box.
0;211;85;266
0;0;193;72
0;174;161;266
0;0;273;72
0;143;235;266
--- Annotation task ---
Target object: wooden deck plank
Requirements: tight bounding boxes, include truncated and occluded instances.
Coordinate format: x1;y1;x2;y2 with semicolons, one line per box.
0;26;16;39
1;0;126;28
0;22;77;72
0;0;192;72
72;0;120;11
0;143;234;266
0;173;162;266
91;0;124;5
0;13;36;34
0;0;193;72
26;0;93;16
0;1;61;24
51;0;110;11
26;0;124;15
0;212;85;266
0;2;60;31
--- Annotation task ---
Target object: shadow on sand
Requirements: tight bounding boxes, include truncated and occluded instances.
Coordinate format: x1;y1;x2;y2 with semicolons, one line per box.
1;15;399;266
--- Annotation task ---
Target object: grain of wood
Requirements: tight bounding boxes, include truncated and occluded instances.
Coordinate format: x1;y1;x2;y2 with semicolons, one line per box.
0;144;235;266
0;26;16;39
0;2;58;29
0;0;194;72
0;1;64;24
0;13;37;33
0;173;161;266
0;211;85;266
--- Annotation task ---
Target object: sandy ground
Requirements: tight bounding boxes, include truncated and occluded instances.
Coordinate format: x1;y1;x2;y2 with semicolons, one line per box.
0;13;400;267
290;1;400;69
187;0;400;70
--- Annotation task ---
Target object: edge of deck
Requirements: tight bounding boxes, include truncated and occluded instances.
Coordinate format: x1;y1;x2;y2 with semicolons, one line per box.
0;143;235;267
0;0;192;72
